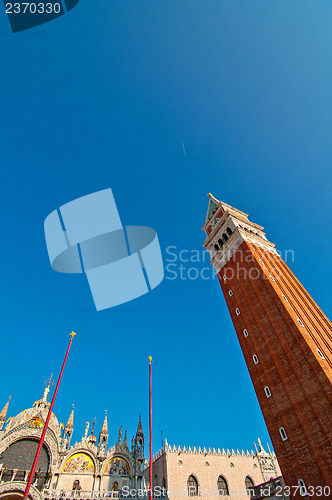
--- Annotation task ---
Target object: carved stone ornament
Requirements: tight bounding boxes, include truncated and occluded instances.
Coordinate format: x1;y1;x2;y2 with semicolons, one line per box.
0;481;42;500
210;218;220;229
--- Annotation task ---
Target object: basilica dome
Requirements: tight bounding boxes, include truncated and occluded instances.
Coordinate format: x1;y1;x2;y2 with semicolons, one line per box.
4;386;61;437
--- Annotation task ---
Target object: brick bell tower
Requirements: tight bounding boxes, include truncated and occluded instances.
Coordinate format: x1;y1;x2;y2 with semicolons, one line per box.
202;194;332;498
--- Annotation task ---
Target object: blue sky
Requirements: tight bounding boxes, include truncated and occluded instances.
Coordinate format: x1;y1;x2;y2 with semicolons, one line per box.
0;0;332;456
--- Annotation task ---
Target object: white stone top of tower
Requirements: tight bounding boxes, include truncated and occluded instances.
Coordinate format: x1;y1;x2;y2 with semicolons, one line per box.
203;194;277;271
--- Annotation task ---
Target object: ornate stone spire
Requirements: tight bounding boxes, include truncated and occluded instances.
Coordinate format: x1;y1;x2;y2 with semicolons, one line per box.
61;405;74;451
0;396;11;430
34;374;54;410
121;429;129;453
134;414;144;459
101;411;108;435
118;426;123;443
255;437;269;457
255;438;277;482
123;429;128;446
136;414;144;438
84;421;89;439
65;405;74;430
88;418;97;445
98;411;108;447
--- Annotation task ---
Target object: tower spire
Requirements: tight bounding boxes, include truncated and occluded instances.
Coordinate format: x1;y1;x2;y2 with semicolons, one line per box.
134;414;145;459
0;396;11;430
61;405;74;451
206;193;219;221
65;405;74;430
98;411;108;448
136;414;144;438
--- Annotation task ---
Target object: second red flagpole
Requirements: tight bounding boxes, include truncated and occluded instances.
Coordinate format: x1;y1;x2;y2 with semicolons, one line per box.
149;356;153;500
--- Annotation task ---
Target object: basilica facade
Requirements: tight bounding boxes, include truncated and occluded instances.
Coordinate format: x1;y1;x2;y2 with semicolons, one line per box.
0;388;145;498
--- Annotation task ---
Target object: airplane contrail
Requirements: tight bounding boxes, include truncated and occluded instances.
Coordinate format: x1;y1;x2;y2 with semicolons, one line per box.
181;140;188;163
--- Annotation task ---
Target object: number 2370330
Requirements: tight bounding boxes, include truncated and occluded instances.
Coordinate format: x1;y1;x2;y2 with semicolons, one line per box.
5;3;61;14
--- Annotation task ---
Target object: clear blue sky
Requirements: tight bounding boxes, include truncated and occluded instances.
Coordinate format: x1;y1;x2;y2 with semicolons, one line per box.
0;0;332;455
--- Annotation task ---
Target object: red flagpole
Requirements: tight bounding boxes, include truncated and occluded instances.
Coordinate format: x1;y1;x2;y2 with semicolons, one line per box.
23;331;76;500
149;356;153;500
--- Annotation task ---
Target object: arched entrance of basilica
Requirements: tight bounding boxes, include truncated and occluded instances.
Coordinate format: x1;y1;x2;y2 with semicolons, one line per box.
0;438;50;489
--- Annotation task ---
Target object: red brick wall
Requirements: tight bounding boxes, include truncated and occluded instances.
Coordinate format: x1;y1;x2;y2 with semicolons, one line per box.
217;241;332;498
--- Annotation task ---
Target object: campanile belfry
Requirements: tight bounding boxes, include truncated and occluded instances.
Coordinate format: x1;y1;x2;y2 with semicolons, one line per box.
202;194;332;497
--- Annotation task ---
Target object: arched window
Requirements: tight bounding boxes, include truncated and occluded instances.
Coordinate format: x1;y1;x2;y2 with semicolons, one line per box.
0;438;50;488
279;427;288;441
218;238;224;247
222;233;228;241
217;476;229;495
226;227;232;235
264;386;272;398
297;478;307;496
187;475;199;496
72;480;81;492
317;349;325;360
214;244;220;251
245;476;255;496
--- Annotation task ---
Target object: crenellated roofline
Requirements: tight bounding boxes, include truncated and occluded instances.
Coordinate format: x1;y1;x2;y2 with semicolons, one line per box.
148;440;277;464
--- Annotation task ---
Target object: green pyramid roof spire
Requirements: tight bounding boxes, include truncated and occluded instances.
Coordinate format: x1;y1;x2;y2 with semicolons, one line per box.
206;193;219;220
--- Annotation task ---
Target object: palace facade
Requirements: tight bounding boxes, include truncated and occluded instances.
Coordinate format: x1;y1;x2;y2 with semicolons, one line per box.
145;439;282;500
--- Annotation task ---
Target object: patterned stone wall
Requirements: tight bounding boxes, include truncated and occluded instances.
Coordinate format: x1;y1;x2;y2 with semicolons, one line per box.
146;444;281;500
